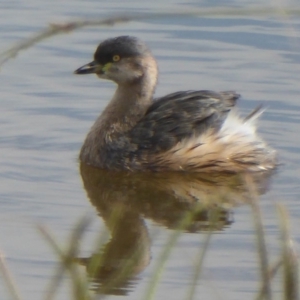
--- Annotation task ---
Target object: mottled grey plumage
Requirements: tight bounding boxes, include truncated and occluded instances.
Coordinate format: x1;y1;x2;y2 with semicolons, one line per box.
74;36;276;172
129;90;238;152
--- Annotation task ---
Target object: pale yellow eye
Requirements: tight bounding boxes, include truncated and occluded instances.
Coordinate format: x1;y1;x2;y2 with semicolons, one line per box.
112;55;120;62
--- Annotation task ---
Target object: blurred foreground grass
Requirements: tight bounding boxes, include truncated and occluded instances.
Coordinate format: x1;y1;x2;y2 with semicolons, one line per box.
0;192;298;300
0;7;299;300
0;6;300;68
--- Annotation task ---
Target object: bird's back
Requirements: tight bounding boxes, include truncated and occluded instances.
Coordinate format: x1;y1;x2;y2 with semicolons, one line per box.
123;90;276;172
129;90;238;152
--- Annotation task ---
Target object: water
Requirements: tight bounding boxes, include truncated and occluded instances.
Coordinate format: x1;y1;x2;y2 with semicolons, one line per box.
0;1;300;299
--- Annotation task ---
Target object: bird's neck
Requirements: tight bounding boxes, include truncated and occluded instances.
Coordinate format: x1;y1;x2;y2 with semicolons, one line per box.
99;56;158;135
100;75;156;134
80;66;157;166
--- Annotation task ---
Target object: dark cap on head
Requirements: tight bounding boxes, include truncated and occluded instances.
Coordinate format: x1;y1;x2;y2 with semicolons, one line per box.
94;36;151;64
74;36;154;76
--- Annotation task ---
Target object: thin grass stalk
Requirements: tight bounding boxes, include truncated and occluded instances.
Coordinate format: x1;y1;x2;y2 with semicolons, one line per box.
89;206;143;295
244;174;272;300
0;252;22;300
277;204;299;300
95;240;145;295
143;204;206;300
39;216;92;300
37;224;70;300
142;224;183;300
1;7;300;68
58;217;90;300
84;223;110;281
257;259;282;299
185;231;212;300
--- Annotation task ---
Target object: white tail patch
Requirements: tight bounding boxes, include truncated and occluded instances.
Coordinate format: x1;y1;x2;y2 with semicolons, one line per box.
219;108;262;143
154;108;276;172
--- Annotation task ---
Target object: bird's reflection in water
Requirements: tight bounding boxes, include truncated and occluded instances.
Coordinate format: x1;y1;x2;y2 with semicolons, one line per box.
77;162;274;295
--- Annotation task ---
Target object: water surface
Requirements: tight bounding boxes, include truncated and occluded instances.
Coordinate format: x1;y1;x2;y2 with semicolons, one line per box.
1;1;300;299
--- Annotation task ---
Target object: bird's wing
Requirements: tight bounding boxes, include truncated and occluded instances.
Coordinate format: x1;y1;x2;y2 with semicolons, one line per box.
127;90;240;153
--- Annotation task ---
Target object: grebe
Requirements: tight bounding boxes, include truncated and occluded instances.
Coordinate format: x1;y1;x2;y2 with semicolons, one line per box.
74;36;276;172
